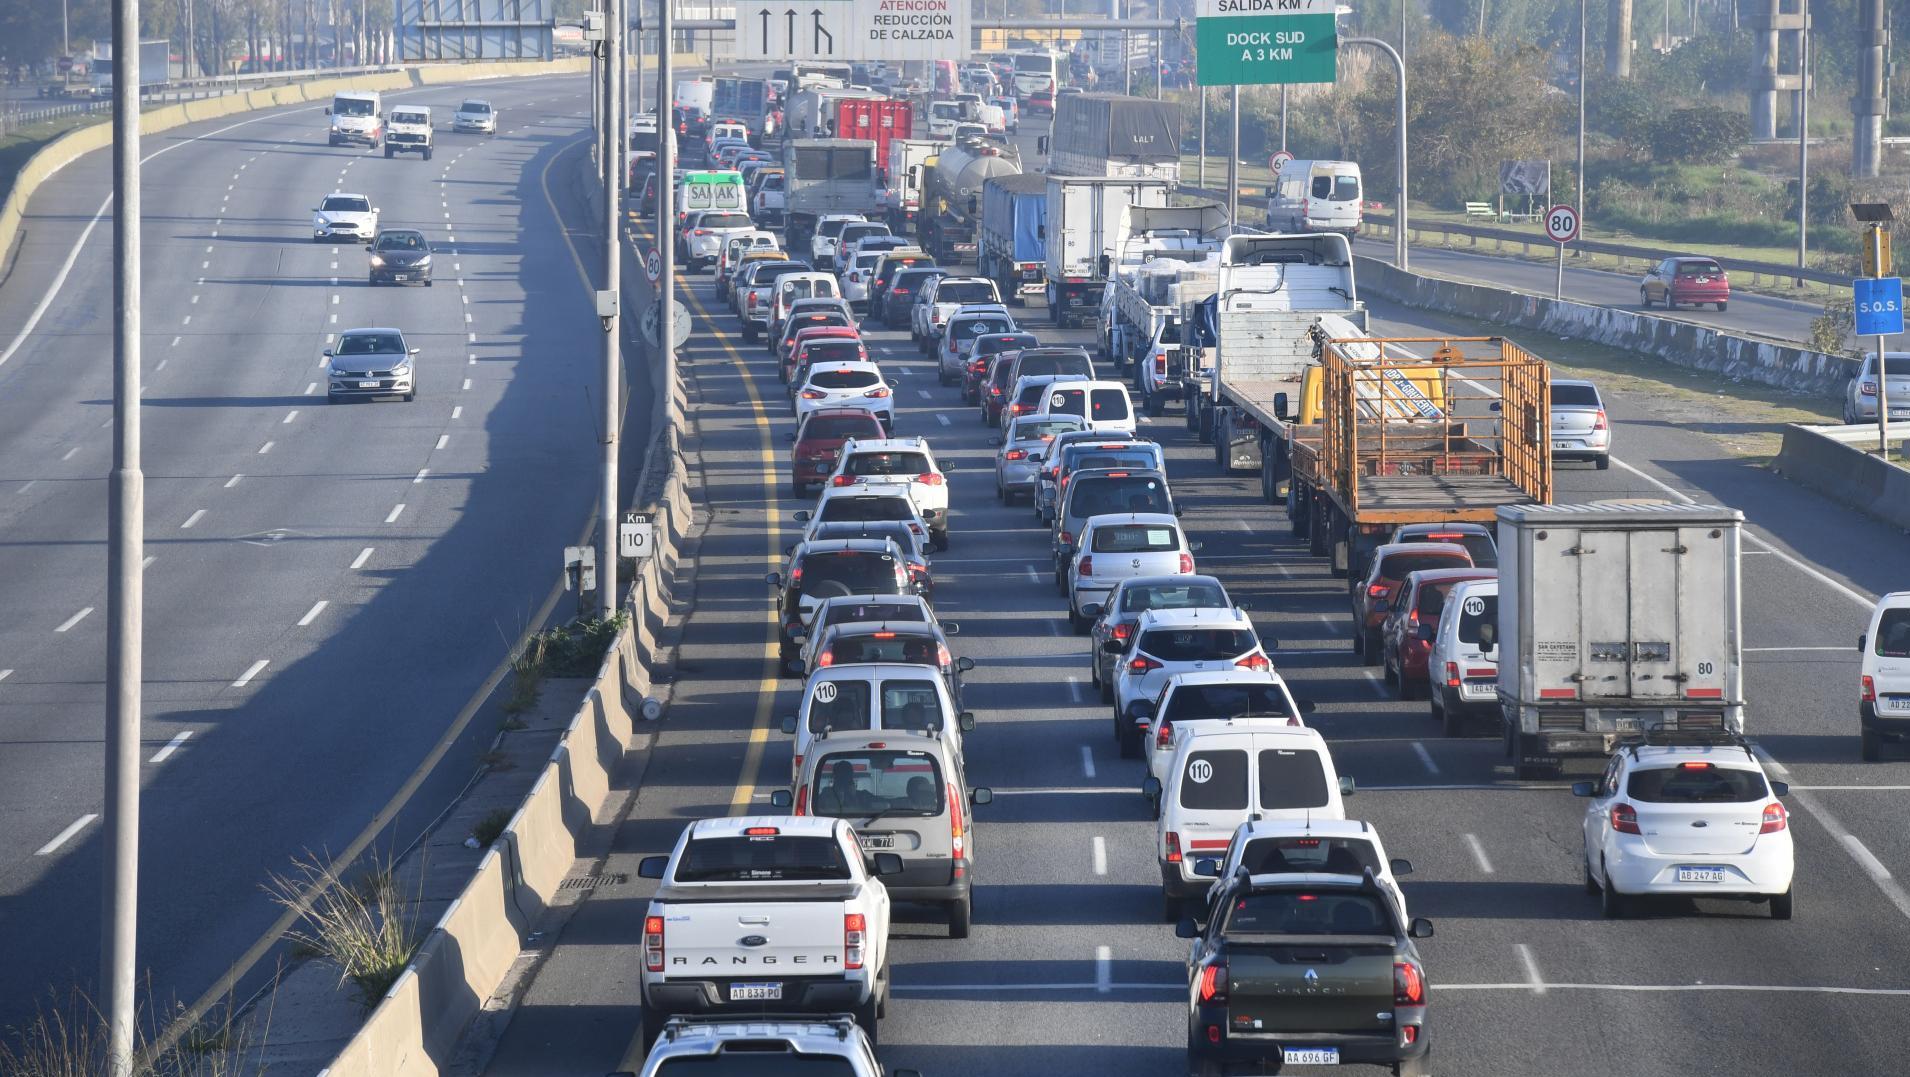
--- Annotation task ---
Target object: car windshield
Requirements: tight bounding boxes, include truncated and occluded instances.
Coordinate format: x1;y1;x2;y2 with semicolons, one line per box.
1259;748;1331;810
800;414;882;441
1092;525;1179;554
819;497;914;522
1070;476;1170;517
375;233;425;251
322;196;370;213
808;369;879;389
333;98;375;117
702;213;752;229
335;333;403;355
845;451;932;476
673;835;851;882
1224;891;1391;935
938;282;996;303
1629;763;1768;803
1237;837;1381;877
1378;552;1469;581
460;101;491;114
1013;418;1082;441
827;633;942;666
391;111;427;125
1139;628;1253;661
1178;748;1247;810
1120;581;1228;614
1551;383;1601;407
1164;683;1292;723
811;749;945;818
1876;609;1910;656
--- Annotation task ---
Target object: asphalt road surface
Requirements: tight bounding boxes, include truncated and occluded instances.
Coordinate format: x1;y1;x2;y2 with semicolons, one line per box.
476;220;1910;1074
0;74;635;1033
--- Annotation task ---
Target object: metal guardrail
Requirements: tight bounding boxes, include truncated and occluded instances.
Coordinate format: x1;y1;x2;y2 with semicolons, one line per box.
1;62;409;132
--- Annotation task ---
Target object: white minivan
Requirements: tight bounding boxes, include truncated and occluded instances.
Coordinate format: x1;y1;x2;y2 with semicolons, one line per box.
1266;159;1363;236
1142;721;1351;919
780;663;974;783
1428;578;1501;738
1032;379;1137;436
1860;592;1910;761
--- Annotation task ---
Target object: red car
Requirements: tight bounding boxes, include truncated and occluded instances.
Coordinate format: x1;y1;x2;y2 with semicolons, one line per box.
781;326;864;383
1381;567;1497;698
1027;90;1054;115
1351;542;1473;664
1640;256;1729;311
787;408;886;497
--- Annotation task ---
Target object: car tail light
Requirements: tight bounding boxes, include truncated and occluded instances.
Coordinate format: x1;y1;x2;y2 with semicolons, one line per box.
917;472;944;486
1156;720;1174;748
1760;801;1788;833
1236;653;1271;672
1394;961;1425;1005
692;229;709;236
1178;553;1195;574
1077;556;1093;576
1860;380;1878;397
990;386;1003;397
1197;960;1229;1003
1059;531;1072;548
833;475;858;486
1863;675;1877;702
1610;803;1641;835
948;782;965;857
1011;402;1031;415
1004;449;1027;460
864;387;891;399
816;651;834;668
1446;661;1461;688
937;644;952;666
1155;354;1167;374
794;784;809;815
1164;831;1183;863
644;915;666;971
843;913;867;969
1112;622;1132;641
1368;583;1388;598
893;286;910;295
801;390;826;399
1129;654;1162;674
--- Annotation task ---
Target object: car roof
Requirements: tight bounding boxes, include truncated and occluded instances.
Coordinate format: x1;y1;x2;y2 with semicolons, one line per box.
1083;511;1179;529
808;729;951;754
1138;607;1250;629
1163;669;1287;691
1625;743;1765;769
1374;541;1470;563
808;661;945;680
820;594;927;610
1403;567;1496;588
825;620;940;638
795;537;901;554
1180;720;1326;747
803;360;881;374
1070;467;1167;483
1116;573;1223;590
690;815;836;839
841;437;933;453
324;191;371;200
1235;818;1375;840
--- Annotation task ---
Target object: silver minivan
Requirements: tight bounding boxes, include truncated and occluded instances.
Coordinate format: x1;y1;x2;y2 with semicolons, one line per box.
1266;159;1363;236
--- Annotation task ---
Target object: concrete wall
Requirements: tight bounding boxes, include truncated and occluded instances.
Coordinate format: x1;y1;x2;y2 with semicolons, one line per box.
1772;424;1910;532
1354;255;1860;399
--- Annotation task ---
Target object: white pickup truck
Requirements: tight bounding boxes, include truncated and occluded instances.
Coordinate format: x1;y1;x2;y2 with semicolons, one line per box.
636;816;901;1052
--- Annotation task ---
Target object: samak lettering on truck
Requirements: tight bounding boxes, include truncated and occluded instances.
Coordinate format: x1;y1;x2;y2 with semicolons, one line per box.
1042;176;1171;327
1043;92;1182;182
977;172;1048;305
1495;501;1746;780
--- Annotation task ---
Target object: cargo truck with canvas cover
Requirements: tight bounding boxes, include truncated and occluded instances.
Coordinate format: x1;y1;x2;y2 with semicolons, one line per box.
1495;501;1745;779
1045;93;1182;182
978;173;1049;305
1043;176;1171;328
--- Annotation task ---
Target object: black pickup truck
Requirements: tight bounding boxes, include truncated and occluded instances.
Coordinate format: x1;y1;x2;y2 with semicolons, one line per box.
1177;870;1434;1076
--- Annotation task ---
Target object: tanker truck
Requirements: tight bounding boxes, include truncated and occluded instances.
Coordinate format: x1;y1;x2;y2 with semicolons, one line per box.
920;136;1022;263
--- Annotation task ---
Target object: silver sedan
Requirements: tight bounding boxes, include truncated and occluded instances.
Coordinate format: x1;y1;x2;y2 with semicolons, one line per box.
993;414;1083;501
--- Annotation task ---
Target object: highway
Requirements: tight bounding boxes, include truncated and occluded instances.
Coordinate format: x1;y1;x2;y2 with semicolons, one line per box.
474;177;1910;1076
0;74;633;1034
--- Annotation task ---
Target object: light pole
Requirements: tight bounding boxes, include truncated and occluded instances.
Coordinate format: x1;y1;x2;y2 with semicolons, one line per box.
1796;0;1809;282
1227;83;1240;225
1576;0;1586;230
599;0;624;618
657;0;676;432
1344;37;1407;271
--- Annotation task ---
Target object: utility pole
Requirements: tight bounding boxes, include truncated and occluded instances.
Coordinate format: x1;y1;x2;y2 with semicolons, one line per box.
1197;86;1206;187
1797;0;1809;282
601;0;624;619
1226;83;1239;226
1279;84;1288;151
1855;0;1884;178
104;0;145;1065
1576;0;1586;225
658;0;676;431
1607;0;1632;77
1346;37;1408;271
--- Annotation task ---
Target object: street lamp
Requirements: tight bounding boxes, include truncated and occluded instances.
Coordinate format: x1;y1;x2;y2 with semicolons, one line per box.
1344;37;1408;271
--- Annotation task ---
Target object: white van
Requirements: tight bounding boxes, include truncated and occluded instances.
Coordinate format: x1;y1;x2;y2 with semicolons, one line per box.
1428;578;1500;737
1859;591;1910;761
1142;721;1352;918
1032;378;1137;435
779;663;974;783
1266;159;1363;236
327;90;383;148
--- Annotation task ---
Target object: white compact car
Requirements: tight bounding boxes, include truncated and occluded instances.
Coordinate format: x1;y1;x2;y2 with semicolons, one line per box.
1427;577;1500;737
1551;378;1611;469
1860;591;1910;760
1067;513;1196;632
634;1015;914;1077
1138;668;1301;777
1573;733;1794;919
683;211;758;271
811;213;867;267
1190;818;1412;926
825;437;950;549
453;98;498;133
1109;608;1272;751
311;192;378;243
793;361;893;429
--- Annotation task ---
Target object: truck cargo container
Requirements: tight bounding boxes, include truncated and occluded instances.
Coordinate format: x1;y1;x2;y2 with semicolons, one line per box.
879;138;939;232
1100;202;1226;389
1043;176;1171;328
921;138;1022;262
782;139;878;252
978;172;1049;305
834;98;914;175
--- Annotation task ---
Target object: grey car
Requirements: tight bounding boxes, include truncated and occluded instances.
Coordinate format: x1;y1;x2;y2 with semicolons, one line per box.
325;328;417;403
366;229;432;286
1550;378;1610;469
994;414;1084;501
1085;574;1235;701
1843;351;1910;425
1034;432;1166;525
1050;468;1178;590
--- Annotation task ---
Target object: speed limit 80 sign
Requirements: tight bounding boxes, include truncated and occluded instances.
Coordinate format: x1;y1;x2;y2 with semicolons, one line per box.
1545;204;1581;244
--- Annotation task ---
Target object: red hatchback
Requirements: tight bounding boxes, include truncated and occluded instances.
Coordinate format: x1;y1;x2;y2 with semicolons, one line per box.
1640;256;1729;311
787;409;885;497
1381;567;1497;698
782;327;865;383
1352;542;1473;664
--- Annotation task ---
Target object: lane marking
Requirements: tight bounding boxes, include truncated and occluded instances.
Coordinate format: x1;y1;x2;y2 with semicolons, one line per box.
305;382;318;395
1066;676;1084;703
61;446;79;461
1363;669;1386;696
462;378;472;391
1463;832;1495;874
55;607;94;632
1438;982;1910;997
413;468;429;484
35;815;98;856
1843;835;1895;884
350;547;374;569
282;410;298;424
141;555;156;569
1079;744;1096;779
297;600;329;627
1095;946;1112;994
1515;944;1546;996
223;474;242;489
1411;741;1439;774
150;731;192;763
1092;835;1107;876
435;434;449;450
0;669;12;683
181;509;206;529
451;406;463;419
936;413;951;426
890;981;1176;994
231;659;269;688
385;504;406;524
257;441;274;454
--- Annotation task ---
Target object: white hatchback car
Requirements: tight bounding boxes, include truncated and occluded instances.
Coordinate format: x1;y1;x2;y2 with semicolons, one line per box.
1859;591;1910;760
1427;578;1500;737
793;361;894;429
1108;608;1273;753
1573;734;1794;919
1067;513;1196;632
810;213;867;267
1138;668;1302;778
452;99;497;133
825;438;950;548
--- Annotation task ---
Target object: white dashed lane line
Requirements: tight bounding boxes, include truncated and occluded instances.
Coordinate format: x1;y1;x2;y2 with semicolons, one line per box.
231;659;269;688
53;607;92;633
35;815;98;856
149;731;192;764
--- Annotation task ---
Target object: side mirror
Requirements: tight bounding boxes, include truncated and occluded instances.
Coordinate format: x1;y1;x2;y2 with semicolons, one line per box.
1127;700;1155;722
765;571;782;586
323;106;331;115
1371;598;1389;612
1141;775;1163;803
769;789;793;809
1409;918;1436;940
1489;400;1503;412
784;544;797;556
1338;776;1356;796
1173;916;1199;939
1858;633;1867;653
970;786;993;805
1298;698;1319;715
365;244;375;251
1189;541;1204;552
793;510;812;523
779;715;798;735
788;627;807;640
785;658;806;675
895;1070;923;1077
637;855;668;879
1772;780;1791;797
1081;602;1103;619
1273;391;1291;420
1570;781;1596;797
785;431;798;442
1175;506;1186;517
955;656;975;672
1416;623;1435;642
872;851;906;876
408;347;420;356
1101;639;1125;655
321;349;334;357
1389;857;1414;876
943;622;960;635
958;712;976;732
1237;601;1253;612
1192;858;1220;878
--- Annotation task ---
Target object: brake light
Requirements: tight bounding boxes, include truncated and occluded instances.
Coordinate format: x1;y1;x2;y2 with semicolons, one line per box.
1011;402;1031;414
800;390;826;399
692;229;709;236
1129;655;1162;674
1445;661;1460;688
1179;553;1194;574
990;386;1003;397
1004;449;1027;460
917;473;944;486
1198;961;1229;1003
1236;653;1271;672
832;475;858;486
1610;803;1640;835
644;915;665;971
1112;622;1132;641
1368;583;1388;598
816;651;834;668
1077;556;1093;576
1678;761;1714;771
864;387;891;399
789;567;803;585
794;784;809;815
1156;720;1174;748
1593;409;1608;432
1394;961;1425;1005
1860;381;1878;396
872;631;897;639
1164;831;1182;863
893;286;911;295
936;644;952;666
1155;354;1167;374
1760;801;1788;834
1104;471;1130;478
844;913;867;969
1863;675;1877;702
948;782;965;856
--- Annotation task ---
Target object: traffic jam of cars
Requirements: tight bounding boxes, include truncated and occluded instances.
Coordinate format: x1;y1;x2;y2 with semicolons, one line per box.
608;64;1908;1077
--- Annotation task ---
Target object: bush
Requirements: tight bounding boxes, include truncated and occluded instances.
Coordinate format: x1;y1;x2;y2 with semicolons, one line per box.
1649;106;1749;165
536;613;630;677
1810;295;1856;358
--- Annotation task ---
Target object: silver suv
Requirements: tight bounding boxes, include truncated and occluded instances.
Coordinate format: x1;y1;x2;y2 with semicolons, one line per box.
627;1014;921;1077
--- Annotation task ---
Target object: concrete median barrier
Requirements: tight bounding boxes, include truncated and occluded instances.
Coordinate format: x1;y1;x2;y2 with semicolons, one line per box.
1354;255;1859;399
1773;423;1910;531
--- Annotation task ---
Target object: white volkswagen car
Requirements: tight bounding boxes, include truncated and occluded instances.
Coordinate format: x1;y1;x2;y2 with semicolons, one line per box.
793;361;895;430
1066;513;1196;632
453;99;498;133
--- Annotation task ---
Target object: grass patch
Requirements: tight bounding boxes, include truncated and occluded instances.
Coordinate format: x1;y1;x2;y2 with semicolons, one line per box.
502;632;548;716
0;986;271;1076
532;612;630;677
264;853;420;1011
472;808;513;848
0;113;107;207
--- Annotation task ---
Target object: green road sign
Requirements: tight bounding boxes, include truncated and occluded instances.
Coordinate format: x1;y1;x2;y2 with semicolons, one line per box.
1195;0;1338;87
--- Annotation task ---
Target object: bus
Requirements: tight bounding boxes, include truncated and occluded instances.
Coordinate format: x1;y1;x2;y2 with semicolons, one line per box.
1011;50;1059;101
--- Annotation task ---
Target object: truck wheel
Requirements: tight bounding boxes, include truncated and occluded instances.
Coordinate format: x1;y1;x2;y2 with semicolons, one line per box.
1184;388;1201;433
1145;390;1166;417
948;897;973;938
1197;402;1214;443
1052;291;1069;327
423;146;433;161
383;146;393;158
853;993;880;1040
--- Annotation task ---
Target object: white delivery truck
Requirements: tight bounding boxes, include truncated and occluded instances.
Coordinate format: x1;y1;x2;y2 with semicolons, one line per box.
327;90;383;148
1496;501;1746;779
880;138;939;232
1042;175;1170;328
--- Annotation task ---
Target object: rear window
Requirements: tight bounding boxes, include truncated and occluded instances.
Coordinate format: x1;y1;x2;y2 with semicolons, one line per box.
809;369;879;389
1092;525;1180;554
840;224;890;245
795;550;902;594
782;280;822;300
1046;387;1087;416
819;601;926;628
1455;591;1499;645
1258;748;1332;811
1162;683;1293;723
1139;628;1255;661
1178;749;1249;810
1876;608;1910;657
951;317;1012;340
1872;355;1910;376
1676;261;1723;276
701;213;752;229
674;835;851;882
937;281;996;303
827;633;942;666
1067;451;1157;474
1412;579;1467;619
1238;837;1381;877
818;218;856;238
845;451;932;476
1090;388;1132;421
1377;551;1470;580
811;749;944;817
1311;173;1360;202
807;678;873;733
879;680;944;732
801;341;863;363
1070;476;1171;517
1013;418;1081;440
976;335;1036;358
1551;383;1601;407
811;523;918;555
1120;581;1229;613
1016;353;1094;379
800;414;883;440
1628;763;1768;803
819;496;914;522
1223;891;1389;935
655;1057;859;1075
